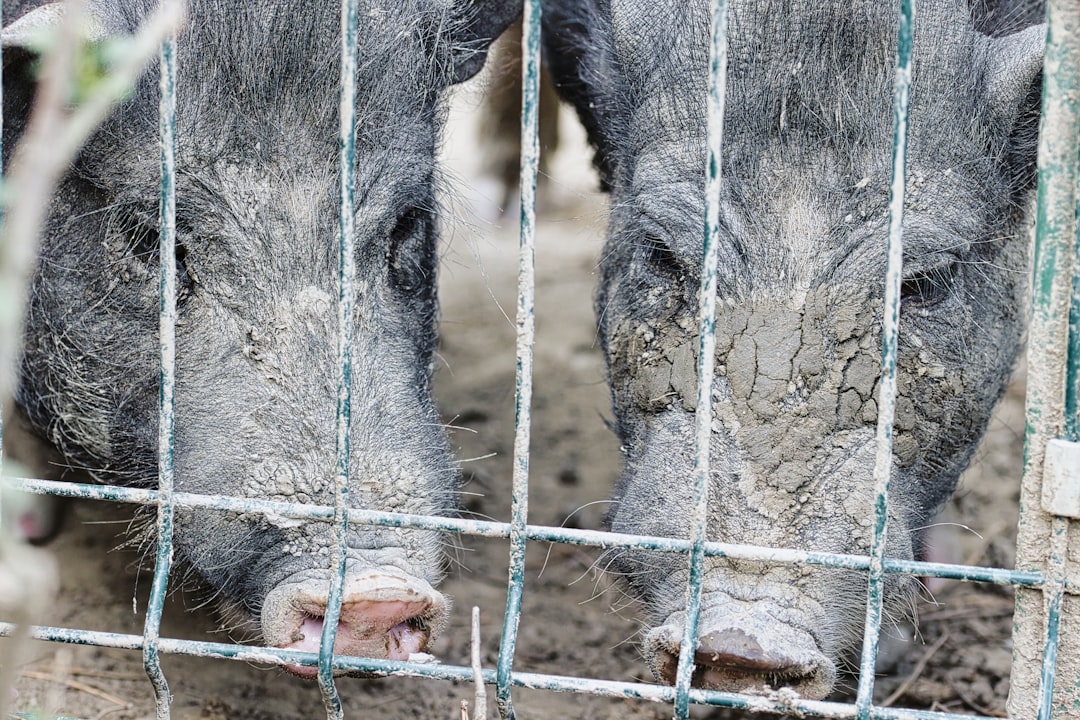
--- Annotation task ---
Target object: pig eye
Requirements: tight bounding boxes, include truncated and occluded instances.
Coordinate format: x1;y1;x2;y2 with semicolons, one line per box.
129;222;194;298
642;235;683;278
387;208;432;295
900;263;956;307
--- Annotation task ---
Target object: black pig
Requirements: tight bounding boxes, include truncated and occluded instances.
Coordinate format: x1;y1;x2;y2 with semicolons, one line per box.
2;0;518;675
544;0;1042;698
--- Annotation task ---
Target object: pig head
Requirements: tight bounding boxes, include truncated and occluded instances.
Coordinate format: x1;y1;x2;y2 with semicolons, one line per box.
3;0;520;675
544;0;1042;698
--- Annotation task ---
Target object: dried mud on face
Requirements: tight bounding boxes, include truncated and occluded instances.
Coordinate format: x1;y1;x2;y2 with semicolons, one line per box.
6;85;1025;720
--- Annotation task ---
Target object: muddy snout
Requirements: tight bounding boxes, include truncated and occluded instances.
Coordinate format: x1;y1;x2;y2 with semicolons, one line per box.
646;601;836;700
261;567;449;677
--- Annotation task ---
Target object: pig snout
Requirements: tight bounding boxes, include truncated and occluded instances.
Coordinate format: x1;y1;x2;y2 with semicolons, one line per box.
645;601;835;700
261;567;449;677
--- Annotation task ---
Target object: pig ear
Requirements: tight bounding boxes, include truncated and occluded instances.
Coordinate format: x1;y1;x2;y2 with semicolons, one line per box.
2;3;106;47
981;24;1045;193
2;44;36;161
970;0;1045;36
449;0;523;84
1;5;63;160
541;0;624;190
2;4;107;158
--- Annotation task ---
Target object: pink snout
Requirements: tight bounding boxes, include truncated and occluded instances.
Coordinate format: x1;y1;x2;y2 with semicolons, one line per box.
646;605;836;700
261;567;449;678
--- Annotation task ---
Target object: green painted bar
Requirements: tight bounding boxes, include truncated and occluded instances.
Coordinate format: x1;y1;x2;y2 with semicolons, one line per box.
317;0;361;717
1011;0;1080;717
141;19;179;720
4;476;1061;590
0;0;5;493
673;0;729;718
0;619;1012;720
1067;139;1080;441
3;1;1078;717
855;1;912;716
495;1;540;717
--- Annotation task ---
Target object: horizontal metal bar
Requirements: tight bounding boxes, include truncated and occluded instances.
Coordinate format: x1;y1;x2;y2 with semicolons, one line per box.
3;476;1050;588
0;622;1001;720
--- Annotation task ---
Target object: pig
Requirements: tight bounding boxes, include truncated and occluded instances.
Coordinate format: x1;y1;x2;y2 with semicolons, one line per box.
971;0;1045;35
543;0;1043;699
474;17;561;220
2;0;519;676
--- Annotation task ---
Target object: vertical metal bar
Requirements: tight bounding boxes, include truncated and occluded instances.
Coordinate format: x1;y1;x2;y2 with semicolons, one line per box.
319;0;360;717
471;607;487;720
1041;153;1080;719
854;1;912;716
1038;149;1080;720
1011;1;1080;717
143;18;179;720
1067;145;1080;441
672;1;728;719
1037;515;1067;720
0;0;5;490
495;1;539;717
0;17;10;720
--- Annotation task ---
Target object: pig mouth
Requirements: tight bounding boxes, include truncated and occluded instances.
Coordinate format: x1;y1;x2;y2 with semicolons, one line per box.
645;603;836;700
261;566;450;678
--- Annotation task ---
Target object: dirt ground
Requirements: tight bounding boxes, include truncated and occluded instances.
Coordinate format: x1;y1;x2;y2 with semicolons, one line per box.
4;78;1027;720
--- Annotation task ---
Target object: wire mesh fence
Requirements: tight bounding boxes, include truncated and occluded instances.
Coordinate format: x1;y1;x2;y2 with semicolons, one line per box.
0;0;1076;719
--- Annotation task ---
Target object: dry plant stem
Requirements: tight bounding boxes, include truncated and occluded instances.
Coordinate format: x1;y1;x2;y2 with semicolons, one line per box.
0;3;184;717
919;595;1014;622
43;646;72;717
28;666;145;682
947;673;1006;717
20;670;132;707
95;707;132;720
0;541;59;718
0;0;186;406
881;630;950;707
0;0;78;412
0;579;31;715
471;606;486;720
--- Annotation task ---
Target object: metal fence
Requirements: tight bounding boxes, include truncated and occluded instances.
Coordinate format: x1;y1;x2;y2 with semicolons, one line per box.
0;0;1077;719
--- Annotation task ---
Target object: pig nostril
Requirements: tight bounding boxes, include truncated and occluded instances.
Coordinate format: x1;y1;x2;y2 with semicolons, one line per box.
652;627;832;698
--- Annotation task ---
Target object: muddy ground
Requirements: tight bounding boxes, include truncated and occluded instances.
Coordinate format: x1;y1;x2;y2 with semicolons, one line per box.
5;79;1026;720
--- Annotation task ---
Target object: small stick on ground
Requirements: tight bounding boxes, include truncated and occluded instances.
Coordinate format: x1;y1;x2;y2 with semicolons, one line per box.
472;606;487;720
881;630;950;707
94;706;132;720
19;670;132;708
947;674;1007;717
28;666;145;682
919;595;1014;622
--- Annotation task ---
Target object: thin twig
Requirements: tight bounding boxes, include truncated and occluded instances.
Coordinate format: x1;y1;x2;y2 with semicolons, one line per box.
946;673;1007;717
0;542;59;719
471;606;487;720
27;666;145;682
0;6;183;716
93;706;131;720
0;0;186;407
19;670;131;708
881;630;950;707
919;596;1014;622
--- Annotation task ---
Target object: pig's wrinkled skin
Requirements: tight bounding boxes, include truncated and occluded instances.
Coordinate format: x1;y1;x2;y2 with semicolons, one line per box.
544;0;1043;699
2;0;519;676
